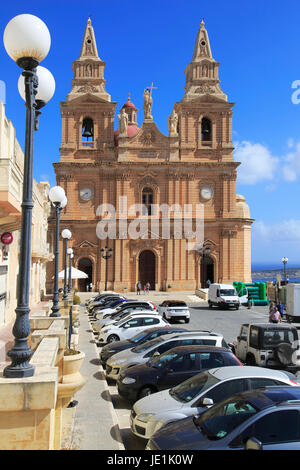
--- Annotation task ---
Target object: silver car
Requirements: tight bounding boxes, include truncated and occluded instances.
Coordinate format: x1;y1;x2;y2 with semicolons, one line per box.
93;309;160;334
105;331;229;381
131;366;300;439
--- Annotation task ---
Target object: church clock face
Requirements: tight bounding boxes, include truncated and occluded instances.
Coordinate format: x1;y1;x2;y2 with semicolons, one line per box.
200;186;213;201
80;187;93;201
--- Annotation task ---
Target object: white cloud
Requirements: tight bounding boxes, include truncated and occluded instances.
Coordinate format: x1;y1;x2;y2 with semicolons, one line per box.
281;141;300;182
234;141;279;185
253;219;300;243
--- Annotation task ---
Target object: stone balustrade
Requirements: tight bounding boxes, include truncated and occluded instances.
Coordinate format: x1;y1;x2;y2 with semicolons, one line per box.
0;298;85;450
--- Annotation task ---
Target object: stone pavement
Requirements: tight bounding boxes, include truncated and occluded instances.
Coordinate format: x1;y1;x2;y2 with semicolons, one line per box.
65;302;125;450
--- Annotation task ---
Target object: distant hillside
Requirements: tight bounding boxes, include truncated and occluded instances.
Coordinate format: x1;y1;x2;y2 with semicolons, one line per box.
252;267;300;280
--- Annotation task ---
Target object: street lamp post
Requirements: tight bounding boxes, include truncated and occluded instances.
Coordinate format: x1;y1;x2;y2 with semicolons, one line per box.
49;187;67;317
101;246;113;291
197;245;211;288
67;248;74;293
62;229;72;300
3;14;55;378
282;257;288;284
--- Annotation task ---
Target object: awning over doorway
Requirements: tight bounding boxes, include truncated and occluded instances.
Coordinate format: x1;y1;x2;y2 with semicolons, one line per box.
57;267;88;279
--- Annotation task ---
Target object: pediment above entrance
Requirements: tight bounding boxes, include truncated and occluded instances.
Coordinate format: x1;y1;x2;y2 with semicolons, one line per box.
74;240;98;249
129;121;169;147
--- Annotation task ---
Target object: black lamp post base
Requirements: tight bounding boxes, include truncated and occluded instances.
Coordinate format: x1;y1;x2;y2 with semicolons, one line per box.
3;363;35;378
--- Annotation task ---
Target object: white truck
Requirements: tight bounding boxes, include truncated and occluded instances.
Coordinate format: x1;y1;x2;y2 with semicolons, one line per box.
208;283;240;310
286;284;300;323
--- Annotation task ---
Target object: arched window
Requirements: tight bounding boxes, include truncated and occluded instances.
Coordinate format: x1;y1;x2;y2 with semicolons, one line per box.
142;187;154;215
82;117;94;142
201;117;212;142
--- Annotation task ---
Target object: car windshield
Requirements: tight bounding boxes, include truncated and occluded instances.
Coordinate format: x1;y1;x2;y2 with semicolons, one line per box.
129;331;149;344
167;302;187;307
131;337;163;353
194;396;259;439
170;371;220;403
220;289;237;296
114;316;132;327
149;352;179;368
262;328;297;348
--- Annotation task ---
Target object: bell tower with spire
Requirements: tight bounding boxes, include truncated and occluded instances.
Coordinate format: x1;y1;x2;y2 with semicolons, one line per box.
67;17;111;102
183;20;227;102
58;17;116;165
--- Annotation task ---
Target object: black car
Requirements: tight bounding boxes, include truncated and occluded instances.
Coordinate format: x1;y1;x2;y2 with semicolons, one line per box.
88;295;125;313
117;345;241;402
100;326;188;368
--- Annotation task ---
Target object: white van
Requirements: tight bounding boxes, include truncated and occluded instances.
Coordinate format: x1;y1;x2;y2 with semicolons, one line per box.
208;283;240;310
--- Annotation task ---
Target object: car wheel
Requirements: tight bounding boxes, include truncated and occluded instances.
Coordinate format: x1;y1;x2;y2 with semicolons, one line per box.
208;302;212;309
107;334;120;343
236;306;240;310
138;386;156;400
246;354;256;366
185;318;190;323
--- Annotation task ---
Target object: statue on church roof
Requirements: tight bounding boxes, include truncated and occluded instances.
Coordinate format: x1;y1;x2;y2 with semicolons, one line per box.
118;108;128;136
168;109;178;136
143;88;153;120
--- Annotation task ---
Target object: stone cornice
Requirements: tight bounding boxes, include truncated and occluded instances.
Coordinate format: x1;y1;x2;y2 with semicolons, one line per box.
53;161;240;169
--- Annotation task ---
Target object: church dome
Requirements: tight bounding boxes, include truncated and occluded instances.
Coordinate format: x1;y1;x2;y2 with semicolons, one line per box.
235;194;250;219
114;95;139;145
121;100;137;111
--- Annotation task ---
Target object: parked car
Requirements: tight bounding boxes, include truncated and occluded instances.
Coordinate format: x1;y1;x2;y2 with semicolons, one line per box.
105;330;230;382
100;326;188;368
93;309;161;334
86;291;120;306
93;304;157;333
88;295;125;313
157;301;190;323
94;300;156;320
230;323;300;372
146;386;300;450
130;366;300;439
208;283;240;310
118;345;241;403
95;298;129;311
97;313;170;344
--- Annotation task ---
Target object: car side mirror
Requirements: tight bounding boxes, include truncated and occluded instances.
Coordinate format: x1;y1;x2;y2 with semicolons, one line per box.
199;397;214;407
245;437;263;451
217;290;220;297
237;335;241;341
123;324;130;329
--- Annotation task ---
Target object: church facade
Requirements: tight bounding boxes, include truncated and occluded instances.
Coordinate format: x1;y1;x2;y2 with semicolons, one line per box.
47;19;253;293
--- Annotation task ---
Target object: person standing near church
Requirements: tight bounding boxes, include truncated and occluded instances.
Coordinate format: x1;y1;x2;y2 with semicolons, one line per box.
136;281;141;295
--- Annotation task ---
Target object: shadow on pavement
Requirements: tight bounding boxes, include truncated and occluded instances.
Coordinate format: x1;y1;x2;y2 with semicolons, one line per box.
110;424;124;445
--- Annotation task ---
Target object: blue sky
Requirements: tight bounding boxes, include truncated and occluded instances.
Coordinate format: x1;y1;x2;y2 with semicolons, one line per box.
1;0;300;268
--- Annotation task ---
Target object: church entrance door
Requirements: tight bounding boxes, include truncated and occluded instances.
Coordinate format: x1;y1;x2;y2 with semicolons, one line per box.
201;255;214;288
78;257;93;292
138;250;156;291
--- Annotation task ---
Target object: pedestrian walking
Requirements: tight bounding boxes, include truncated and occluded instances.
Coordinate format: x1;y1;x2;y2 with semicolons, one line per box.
136;281;141;295
247;292;251;309
146;282;150;294
143;284;146;295
269;306;282;324
276;300;285;319
206;279;211;288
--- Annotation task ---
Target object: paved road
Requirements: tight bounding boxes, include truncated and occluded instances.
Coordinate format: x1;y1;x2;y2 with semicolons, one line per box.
91;301;270;450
